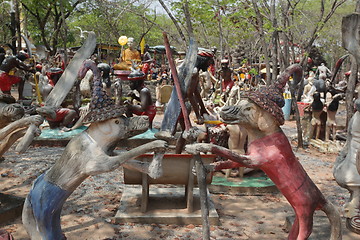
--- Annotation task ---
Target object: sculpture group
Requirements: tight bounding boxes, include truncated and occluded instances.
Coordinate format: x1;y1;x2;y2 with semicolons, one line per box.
2;15;360;239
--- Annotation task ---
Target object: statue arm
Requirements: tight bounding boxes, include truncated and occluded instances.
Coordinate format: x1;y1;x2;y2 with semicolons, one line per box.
0;115;43;141
16;58;33;72
185;143;255;169
84;140;167;175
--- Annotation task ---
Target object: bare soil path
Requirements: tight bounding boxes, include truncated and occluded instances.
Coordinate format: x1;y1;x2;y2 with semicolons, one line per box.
1;118;359;239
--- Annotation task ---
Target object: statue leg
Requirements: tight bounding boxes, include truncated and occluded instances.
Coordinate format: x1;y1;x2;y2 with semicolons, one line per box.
325;124;331;141
288;216;300;239
22;174;70;240
332;124;337;140
18;78;25;100
296;211;314;240
315;123;321;139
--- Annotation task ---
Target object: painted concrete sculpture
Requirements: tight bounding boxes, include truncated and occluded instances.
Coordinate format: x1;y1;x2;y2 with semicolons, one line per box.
22;60;167;240
0;94;43;158
186;64;342;240
0;94;24;129
333;97;360;234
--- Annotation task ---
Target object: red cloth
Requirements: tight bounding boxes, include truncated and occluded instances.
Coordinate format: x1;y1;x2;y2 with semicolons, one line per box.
132;105;156;124
0;72;21;92
222;79;234;92
142;63;150;75
46;108;71;122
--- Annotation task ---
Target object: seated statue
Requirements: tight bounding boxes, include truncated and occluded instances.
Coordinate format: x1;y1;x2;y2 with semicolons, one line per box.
36;105;78;131
333;97;360;234
114;37;141;70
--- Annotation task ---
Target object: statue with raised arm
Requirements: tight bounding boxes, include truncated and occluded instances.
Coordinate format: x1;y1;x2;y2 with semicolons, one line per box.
186;64;342;240
0;51;35;100
22;60;167;240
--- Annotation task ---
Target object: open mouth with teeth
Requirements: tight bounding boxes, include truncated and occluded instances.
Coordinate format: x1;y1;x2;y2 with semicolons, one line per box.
127;116;149;137
220;106;243;124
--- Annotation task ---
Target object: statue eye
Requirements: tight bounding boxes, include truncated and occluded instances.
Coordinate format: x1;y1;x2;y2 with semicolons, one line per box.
115;120;120;124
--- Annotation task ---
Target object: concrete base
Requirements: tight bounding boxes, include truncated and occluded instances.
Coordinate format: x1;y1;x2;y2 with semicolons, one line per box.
114;186;219;225
284;215;360;239
209;172;279;196
0;193;24;224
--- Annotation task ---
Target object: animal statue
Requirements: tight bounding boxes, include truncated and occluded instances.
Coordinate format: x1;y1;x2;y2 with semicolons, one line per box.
0;94;43;159
0;94;25;128
0;113;43;158
22;59;168;239
186;64;342;240
79;68;92;98
333;97;360;234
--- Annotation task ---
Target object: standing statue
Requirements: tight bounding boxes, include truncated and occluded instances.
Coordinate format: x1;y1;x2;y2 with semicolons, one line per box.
141;44;153;77
22;60;167;239
186;64;342;240
325;94;343;141
316;63;332;81
217;59;235;102
157;47;215;154
310;92;324;140
0;51;35;100
334;97;360;234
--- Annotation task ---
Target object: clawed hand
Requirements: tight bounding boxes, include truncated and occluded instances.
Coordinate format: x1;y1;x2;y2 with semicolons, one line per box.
29;115;44;126
152;140;168;152
185;143;213;155
191;163;216;176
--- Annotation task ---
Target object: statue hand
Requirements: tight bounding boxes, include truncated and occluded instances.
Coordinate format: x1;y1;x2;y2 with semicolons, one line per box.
183;126;202;142
192;163;216;176
151;140;168;153
28;115;44;126
185;143;213;155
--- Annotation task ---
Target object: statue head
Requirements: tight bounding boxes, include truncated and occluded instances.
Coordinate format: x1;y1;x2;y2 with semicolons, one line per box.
239;64;303;126
127;37;135;49
196;50;214;72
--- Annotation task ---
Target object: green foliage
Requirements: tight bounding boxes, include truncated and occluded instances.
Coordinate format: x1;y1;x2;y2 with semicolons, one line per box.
0;0;352;69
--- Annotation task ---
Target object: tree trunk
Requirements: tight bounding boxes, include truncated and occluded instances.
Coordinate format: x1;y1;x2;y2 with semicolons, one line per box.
158;0;187;47
251;0;271;85
346;51;358;129
270;0;279;84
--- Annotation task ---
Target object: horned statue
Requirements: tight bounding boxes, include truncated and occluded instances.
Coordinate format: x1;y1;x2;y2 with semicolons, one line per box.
22;60;168;240
186;64;342;240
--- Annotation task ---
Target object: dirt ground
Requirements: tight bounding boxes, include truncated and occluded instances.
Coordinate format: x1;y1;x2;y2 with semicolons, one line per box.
1;114;360;239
